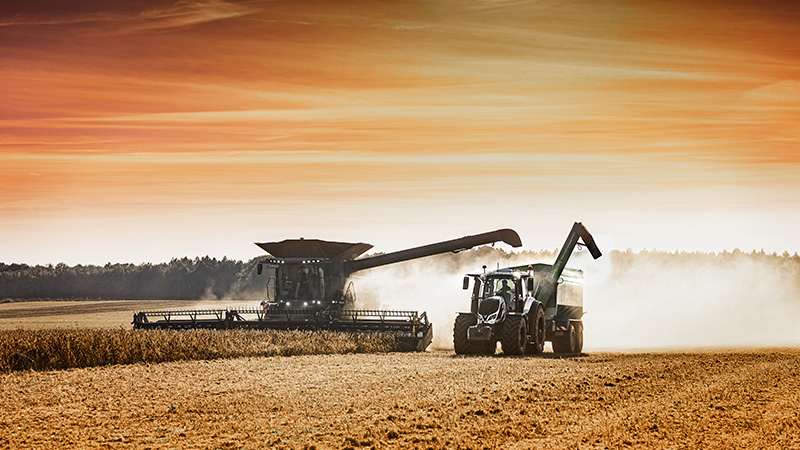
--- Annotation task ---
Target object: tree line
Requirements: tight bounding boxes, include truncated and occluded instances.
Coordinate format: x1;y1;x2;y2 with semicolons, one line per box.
0;256;265;301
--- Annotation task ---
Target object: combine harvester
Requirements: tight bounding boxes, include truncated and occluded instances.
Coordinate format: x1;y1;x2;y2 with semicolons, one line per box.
455;222;602;355
133;229;522;351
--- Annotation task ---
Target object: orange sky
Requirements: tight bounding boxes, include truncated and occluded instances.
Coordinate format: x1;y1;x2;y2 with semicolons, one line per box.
1;0;799;264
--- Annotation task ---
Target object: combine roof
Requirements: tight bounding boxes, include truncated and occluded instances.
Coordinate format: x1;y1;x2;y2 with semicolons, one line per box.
255;239;373;260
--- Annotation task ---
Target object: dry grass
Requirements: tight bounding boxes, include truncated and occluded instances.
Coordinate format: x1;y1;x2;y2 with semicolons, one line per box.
0;328;401;372
1;349;799;449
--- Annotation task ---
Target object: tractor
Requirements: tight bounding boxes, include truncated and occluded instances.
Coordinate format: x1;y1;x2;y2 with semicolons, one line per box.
454;222;601;355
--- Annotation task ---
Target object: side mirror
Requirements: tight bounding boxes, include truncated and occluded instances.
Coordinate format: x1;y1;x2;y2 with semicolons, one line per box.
526;278;534;291
257;263;263;275
462;276;470;290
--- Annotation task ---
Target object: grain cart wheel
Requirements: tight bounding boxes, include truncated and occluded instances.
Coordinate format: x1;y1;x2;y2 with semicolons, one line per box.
501;316;527;355
553;322;580;354
572;322;584;354
454;313;479;355
526;304;546;355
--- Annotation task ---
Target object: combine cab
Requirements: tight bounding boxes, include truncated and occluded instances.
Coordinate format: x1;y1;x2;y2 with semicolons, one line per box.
134;229;522;351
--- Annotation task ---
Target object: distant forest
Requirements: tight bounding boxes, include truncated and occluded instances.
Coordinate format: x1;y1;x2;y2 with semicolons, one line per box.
0;256;264;301
1;248;799;302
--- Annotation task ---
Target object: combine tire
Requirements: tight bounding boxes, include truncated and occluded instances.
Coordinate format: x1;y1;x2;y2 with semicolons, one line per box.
454;314;480;355
553;322;582;354
526;304;546;355
501;315;527;355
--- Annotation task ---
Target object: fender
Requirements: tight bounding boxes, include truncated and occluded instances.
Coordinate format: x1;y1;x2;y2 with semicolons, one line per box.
552;317;582;334
523;298;543;333
522;297;541;316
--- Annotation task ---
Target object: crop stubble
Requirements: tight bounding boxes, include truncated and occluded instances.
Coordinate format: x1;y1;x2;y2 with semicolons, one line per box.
1;349;799;449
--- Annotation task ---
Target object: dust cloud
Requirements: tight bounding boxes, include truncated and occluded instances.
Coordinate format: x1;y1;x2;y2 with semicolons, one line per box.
583;250;800;350
354;247;558;349
354;248;800;351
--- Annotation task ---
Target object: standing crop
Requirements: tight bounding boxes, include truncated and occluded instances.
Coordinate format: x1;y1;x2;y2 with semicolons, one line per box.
0;328;400;372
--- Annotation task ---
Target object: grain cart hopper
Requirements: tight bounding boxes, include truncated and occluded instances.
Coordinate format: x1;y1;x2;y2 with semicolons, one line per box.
454;222;601;355
133;229;522;351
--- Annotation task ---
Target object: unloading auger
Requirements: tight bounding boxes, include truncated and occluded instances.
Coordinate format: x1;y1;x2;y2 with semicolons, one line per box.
133;229;522;351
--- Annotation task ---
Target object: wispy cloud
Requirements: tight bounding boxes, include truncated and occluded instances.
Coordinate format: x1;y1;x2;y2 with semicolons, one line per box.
744;80;800;104
117;0;260;34
0;0;258;34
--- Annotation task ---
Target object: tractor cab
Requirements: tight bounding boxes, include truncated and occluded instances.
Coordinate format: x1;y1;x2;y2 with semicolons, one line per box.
485;276;518;309
481;269;533;312
464;269;534;325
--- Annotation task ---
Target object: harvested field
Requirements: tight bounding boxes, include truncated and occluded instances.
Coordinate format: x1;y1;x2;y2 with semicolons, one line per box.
0;300;246;330
2;349;799;449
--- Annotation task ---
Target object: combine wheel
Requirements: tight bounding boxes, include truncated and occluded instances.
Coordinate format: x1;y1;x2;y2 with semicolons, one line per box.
454;313;480;355
501;316;527;355
526;305;546;355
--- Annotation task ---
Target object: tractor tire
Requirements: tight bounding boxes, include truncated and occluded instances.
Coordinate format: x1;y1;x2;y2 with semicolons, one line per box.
453;313;479;355
526;304;546;355
552;322;581;354
501;315;528;355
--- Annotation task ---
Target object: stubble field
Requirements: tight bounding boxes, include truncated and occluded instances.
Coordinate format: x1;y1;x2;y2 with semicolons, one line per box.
2;348;800;449
0;300;244;329
1;301;800;449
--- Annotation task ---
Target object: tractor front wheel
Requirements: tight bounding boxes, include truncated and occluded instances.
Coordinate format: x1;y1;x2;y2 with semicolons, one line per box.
501;316;528;355
454;314;480;355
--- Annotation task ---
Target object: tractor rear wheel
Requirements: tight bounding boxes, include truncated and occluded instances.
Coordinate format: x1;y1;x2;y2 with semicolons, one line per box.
454;313;480;355
526;305;546;355
501;316;527;355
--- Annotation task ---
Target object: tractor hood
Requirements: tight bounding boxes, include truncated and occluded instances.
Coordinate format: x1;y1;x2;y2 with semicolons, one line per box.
255;239;373;260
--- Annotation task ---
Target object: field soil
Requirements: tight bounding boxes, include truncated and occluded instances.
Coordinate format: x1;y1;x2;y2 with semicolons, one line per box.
2;349;799;449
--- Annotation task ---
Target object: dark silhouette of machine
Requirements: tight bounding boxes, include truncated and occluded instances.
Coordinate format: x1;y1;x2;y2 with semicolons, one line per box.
455;222;601;355
133;229;521;351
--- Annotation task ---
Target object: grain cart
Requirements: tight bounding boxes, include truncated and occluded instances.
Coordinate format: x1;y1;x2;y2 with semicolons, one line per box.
133;229;522;351
454;222;601;355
